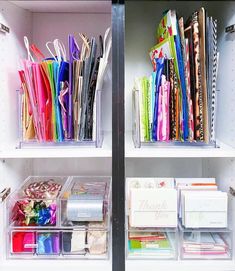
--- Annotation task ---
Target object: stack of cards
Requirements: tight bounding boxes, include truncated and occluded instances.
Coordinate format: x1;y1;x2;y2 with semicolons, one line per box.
182;232;230;258
128;232;174;258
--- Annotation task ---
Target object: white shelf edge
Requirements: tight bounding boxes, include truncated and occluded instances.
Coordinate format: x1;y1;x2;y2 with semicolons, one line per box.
0;259;234;271
125;132;235;158
0;132;112;159
0;259;111;271
126;259;235;271
3;131;235;158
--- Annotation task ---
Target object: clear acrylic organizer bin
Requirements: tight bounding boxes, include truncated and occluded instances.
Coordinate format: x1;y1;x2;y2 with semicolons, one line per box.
7;176;112;260
126;227;178;260
60;176;111;230
8;228;110;259
8;230;61;259
61;228;110;259
125;177;178;260
18;89;103;148
6;176;69;228
132;88;217;148
179;223;233;260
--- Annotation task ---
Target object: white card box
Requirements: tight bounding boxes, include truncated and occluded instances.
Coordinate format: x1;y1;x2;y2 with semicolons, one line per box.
179;223;233;260
175;178;217;219
129;188;177;227
182;191;228;228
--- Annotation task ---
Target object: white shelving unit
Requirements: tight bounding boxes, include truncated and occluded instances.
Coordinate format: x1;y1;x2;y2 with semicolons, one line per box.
125;1;235;152
1;1;235;271
0;1;112;271
0;0;112;158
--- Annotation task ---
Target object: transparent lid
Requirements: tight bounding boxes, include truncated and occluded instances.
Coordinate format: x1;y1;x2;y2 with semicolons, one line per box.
61;176;110;201
11;176;68;201
8;176;69;228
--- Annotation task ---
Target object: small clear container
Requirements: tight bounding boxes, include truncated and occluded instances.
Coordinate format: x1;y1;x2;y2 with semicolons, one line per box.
36;231;61;256
179;223;232;260
8;228;109;259
7;176;69;228
60;176;111;230
126;227;178;260
9;230;61;258
125;177;178;259
62;228;109;259
10;230;36;255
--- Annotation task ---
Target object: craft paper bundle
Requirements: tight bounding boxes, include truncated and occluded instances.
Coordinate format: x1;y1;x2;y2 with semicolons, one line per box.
18;28;111;144
133;8;218;144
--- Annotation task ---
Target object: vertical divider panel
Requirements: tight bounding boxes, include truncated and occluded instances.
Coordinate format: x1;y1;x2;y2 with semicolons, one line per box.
112;1;125;271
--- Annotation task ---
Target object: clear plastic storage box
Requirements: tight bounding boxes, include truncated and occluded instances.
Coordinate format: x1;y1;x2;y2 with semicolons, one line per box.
61;228;109;259
8;228;110;259
7;176;111;260
132;88;217;148
7;176;69;228
126;227;178;260
9;230;61;258
18;89;103;148
179;223;232;260
60;176;111;229
125;177;178;260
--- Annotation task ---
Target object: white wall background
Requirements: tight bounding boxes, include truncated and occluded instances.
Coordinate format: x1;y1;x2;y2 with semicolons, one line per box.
0;1;32;150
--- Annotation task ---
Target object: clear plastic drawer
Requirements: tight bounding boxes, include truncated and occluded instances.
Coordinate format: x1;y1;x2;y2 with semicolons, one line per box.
179;223;232;260
126;227;178;260
60;176;111;230
7;176;69;228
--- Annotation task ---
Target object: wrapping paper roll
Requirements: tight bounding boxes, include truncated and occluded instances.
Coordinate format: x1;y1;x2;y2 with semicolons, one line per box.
66;195;103;222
